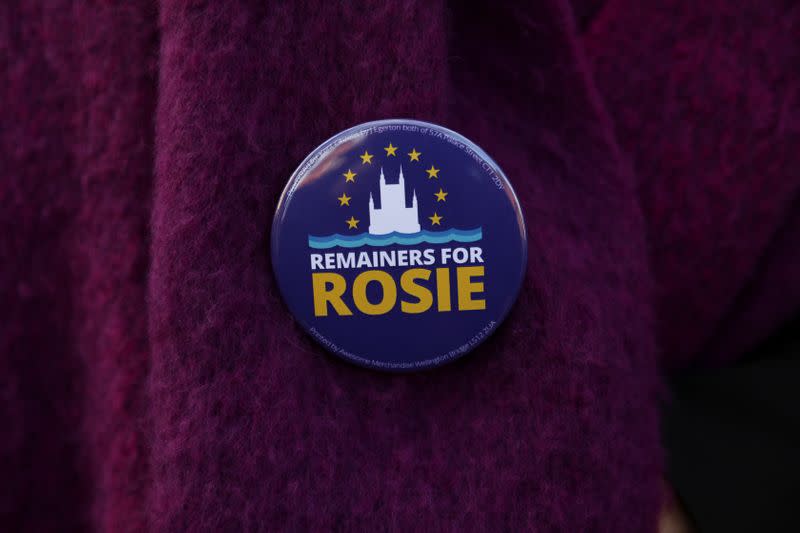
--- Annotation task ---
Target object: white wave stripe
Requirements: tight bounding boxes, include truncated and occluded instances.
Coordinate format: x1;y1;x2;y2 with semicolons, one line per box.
308;228;483;249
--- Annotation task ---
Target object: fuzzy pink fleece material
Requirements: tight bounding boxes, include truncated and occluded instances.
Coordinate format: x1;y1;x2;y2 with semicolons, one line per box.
1;1;798;531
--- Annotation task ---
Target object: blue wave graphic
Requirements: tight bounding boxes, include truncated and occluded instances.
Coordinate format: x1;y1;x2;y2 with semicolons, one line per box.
308;228;483;249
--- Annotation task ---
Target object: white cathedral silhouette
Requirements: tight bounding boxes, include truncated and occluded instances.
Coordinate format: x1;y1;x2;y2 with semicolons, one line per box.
368;166;421;235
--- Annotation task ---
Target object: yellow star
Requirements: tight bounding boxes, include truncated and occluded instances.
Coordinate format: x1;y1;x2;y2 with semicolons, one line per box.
360;150;374;164
384;143;398;157
428;212;443;226
337;193;351;206
426;165;440;179
408;148;421;162
343;169;357;182
346;215;360;229
434;188;448;202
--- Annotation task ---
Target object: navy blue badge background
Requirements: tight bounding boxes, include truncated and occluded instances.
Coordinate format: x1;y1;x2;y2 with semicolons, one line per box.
272;120;526;370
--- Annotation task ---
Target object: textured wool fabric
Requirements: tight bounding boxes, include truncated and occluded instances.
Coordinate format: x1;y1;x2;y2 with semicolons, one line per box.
585;0;800;368
2;2;157;531
1;0;798;531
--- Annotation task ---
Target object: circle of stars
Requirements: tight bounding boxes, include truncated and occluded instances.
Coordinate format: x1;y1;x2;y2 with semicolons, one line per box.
336;141;448;230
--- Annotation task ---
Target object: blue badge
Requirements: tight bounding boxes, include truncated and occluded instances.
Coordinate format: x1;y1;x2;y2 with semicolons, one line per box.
271;119;526;371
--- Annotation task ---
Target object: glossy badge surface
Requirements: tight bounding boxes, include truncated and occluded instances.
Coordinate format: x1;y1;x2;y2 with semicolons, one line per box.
271;120;526;371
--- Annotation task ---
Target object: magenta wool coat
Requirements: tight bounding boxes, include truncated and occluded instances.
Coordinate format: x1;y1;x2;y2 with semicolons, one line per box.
2;0;799;531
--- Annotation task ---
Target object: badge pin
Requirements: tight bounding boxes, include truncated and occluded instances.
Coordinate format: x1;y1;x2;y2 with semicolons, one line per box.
271;120;526;371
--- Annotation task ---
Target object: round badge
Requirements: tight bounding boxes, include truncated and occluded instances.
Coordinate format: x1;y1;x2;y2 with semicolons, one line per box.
271;119;526;371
